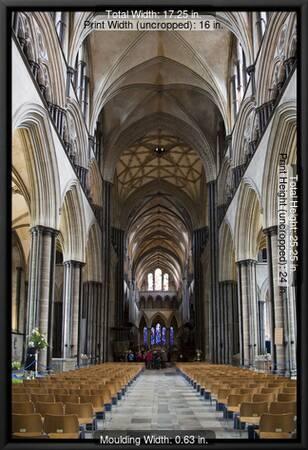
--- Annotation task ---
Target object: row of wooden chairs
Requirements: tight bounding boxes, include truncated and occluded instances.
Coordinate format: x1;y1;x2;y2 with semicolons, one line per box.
177;363;297;439
13;402;96;426
13;413;80;439
12;362;144;439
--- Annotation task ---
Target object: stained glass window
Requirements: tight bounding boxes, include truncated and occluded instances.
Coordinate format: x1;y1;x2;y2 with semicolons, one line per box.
150;327;155;345
143;327;147;346
170;326;174;346
163;273;169;291
148;273;153;290
154;268;162;290
155;323;161;344
162;327;166;345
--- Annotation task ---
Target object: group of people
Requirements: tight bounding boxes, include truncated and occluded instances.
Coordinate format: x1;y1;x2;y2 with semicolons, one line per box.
125;348;169;369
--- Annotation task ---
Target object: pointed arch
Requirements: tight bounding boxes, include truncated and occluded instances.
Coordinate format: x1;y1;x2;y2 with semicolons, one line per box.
255;12;293;105
85;222;102;282
13;103;61;230
235;181;262;261
219;220;236;281
86;158;103;206
150;312;166;327
66;99;89;167
60;181;86;262
262;101;296;228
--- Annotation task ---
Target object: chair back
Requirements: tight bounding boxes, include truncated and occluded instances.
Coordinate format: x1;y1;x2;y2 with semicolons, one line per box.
240;402;268;417
79;395;103;408
259;413;296;433
269;401;296;415
32;394;55;403
12;393;31;402
12;413;43;433
252;393;275;403
65;402;94;418
35;402;64;417
43;414;79;433
277;393;296;402
12;402;35;414
55;394;79;403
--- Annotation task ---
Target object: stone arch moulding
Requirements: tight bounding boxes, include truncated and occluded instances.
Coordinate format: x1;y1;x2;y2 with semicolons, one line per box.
60;181;87;263
261;101;296;229
234;181;263;262
13;103;61;230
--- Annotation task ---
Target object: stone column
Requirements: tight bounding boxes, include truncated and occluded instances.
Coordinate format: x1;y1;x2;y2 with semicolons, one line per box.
236;260;258;368
246;64;255;96
27;226;58;370
164;327;170;348
192;227;208;353
258;300;266;354
207;181;219;363
264;226;287;374
218;281;238;364
287;280;297;376
147;327;151;348
66;66;75;97
62;261;83;360
101;181;112;361
15;266;22;331
112;227;125;331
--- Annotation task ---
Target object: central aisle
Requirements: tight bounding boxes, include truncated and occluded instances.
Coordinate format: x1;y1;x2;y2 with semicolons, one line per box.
100;368;246;438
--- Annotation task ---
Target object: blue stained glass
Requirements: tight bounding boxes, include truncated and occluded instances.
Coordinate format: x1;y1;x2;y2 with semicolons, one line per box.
151;327;155;345
162;327;166;345
170;326;174;346
143;327;147;346
155;323;161;344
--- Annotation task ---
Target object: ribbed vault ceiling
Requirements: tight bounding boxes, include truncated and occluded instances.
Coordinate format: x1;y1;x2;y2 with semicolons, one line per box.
87;19;235;290
116;130;203;203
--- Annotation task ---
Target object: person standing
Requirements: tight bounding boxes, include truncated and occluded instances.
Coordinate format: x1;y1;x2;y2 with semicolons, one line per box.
145;349;153;369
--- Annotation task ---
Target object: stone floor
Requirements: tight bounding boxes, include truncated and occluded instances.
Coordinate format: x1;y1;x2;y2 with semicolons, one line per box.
94;368;247;438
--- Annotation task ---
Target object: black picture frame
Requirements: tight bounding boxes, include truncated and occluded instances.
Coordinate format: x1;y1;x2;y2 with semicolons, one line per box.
1;1;307;449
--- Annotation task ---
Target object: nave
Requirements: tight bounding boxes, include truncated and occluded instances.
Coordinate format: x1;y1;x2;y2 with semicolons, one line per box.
95;367;243;438
12;362;297;440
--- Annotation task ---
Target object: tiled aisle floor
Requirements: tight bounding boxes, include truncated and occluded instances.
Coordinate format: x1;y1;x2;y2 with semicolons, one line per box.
98;368;247;438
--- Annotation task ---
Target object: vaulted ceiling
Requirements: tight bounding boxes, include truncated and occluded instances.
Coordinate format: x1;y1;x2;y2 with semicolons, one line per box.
116;130;204;203
81;17;241;288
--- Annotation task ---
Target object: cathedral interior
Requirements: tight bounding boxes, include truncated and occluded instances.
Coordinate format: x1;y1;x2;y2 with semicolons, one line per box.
11;11;297;378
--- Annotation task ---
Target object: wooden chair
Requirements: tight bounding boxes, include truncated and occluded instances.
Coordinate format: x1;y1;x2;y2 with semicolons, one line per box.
269;401;296;415
252;393;276;404
35;402;64;418
79;389;92;396
12;385;26;393
55;394;79;404
48;388;69;395
226;394;252;415
238;402;268;427
282;387;296;394
12;402;35;414
43;414;80;439
12;393;31;402
79;395;104;414
90;389;112;404
216;389;232;405
69;388;81;395
277;393;296;402
31;394;55;403
29;388;49;394
65;402;94;426
256;413;296;439
12;413;44;438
